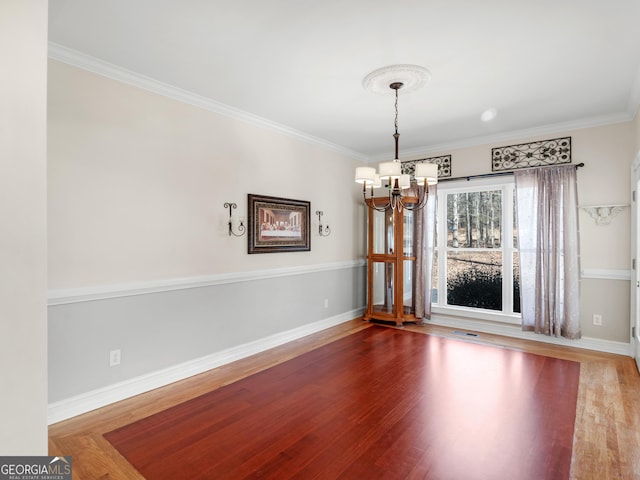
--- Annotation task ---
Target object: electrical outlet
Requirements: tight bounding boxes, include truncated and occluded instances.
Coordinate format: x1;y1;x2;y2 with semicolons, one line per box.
592;314;603;326
324;298;329;308
109;349;121;367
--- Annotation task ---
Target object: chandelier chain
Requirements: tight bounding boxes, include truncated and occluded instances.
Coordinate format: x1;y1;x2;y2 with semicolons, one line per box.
394;88;399;135
356;76;435;212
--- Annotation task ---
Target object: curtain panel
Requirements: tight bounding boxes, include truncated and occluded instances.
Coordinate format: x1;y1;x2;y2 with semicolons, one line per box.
414;184;437;319
515;165;581;339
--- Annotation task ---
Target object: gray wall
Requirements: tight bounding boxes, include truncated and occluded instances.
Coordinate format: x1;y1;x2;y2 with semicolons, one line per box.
48;265;366;403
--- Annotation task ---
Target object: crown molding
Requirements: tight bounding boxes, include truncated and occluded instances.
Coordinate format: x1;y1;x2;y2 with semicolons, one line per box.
367;111;634;163
47;42;367;162
47;42;636;166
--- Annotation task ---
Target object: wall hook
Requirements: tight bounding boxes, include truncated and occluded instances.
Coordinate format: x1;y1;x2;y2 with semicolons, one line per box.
316;210;331;236
224;202;246;237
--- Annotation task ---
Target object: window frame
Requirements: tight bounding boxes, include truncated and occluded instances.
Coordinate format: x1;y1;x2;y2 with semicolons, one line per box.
432;176;521;324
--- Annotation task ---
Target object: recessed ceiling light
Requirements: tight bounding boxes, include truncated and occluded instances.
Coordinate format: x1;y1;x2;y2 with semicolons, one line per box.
480;108;497;122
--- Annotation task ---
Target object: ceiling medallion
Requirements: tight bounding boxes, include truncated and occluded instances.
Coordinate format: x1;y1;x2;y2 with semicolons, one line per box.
362;64;431;95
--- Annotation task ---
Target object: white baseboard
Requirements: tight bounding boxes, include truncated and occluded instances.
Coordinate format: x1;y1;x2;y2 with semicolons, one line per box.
428;315;632;356
47;308;365;425
48;307;629;424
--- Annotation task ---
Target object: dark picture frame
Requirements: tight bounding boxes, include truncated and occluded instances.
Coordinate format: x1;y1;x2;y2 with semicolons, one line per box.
247;194;311;254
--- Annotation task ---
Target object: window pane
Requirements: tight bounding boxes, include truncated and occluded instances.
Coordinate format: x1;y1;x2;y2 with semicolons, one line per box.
372;261;395;314
403;259;414;313
447;190;502;248
513;252;521;313
513;193;518;248
447;251;503;310
403;209;414;257
372;209;394;254
431;250;439;304
434;200;438;247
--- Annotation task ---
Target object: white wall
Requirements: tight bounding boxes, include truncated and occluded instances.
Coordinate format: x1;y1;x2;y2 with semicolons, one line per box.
634;109;640;155
0;1;48;454
48;60;366;289
405;122;634;343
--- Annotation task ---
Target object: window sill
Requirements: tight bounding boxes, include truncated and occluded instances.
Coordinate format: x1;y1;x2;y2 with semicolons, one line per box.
431;305;521;325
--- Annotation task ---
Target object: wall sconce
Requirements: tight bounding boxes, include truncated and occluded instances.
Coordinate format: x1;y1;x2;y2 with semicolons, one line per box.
316;210;331;236
224;202;246;237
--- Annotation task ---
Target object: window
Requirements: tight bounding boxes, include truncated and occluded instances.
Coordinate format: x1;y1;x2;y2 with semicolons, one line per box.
432;177;520;323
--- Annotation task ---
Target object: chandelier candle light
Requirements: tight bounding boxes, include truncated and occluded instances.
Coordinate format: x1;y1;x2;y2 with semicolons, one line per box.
356;66;437;211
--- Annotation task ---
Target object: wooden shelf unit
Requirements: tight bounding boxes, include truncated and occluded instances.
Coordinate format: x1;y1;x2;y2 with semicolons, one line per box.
363;197;422;326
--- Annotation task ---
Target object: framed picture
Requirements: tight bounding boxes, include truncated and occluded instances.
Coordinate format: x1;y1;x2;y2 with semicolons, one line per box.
248;194;311;254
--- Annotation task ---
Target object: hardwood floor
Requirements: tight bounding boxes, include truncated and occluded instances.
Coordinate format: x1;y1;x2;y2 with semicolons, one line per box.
48;320;640;479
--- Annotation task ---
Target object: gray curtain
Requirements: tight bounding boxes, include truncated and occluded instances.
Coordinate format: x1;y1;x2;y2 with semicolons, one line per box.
414;184;437;319
514;165;581;339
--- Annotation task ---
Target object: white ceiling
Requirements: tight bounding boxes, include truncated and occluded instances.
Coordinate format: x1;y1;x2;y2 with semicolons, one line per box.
48;0;640;160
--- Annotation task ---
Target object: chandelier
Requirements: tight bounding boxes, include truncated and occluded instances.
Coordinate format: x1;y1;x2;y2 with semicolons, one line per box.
355;67;437;212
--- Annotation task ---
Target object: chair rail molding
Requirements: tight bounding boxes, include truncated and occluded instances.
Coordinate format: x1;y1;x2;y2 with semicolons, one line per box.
48;260;366;305
580;268;631;281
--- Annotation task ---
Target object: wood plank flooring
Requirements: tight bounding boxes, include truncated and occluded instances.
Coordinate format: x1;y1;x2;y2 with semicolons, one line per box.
48;320;640;479
104;326;579;479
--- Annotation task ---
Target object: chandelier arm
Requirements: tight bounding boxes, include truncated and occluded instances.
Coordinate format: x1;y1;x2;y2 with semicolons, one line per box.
401;194;427;211
365;196;392;212
363;188;392;212
400;181;430;211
